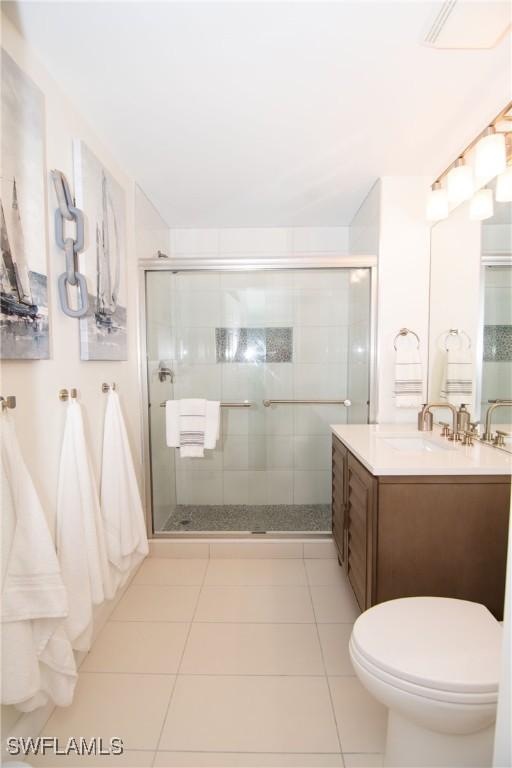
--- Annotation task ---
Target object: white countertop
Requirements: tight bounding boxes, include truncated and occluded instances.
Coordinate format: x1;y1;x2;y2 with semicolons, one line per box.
330;423;512;476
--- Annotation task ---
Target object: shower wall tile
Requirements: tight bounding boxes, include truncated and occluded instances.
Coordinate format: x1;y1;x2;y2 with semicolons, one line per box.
221;363;265;401
248;470;294;505
265;436;294;470
294;403;347;436
175;448;223;472
293;436;331;471
176;470;223;506
173;364;222;400
223;471;249;505
221;289;266;327
219;227;290;255
249;435;267;470
265;288;295;326
177;290;221;327
294;327;349;364
222;408;249;436
223;436;249;470
175;271;220;291
293;471;331;504
172;228;219;256
176;327;217;364
294;290;349;327
293;364;348;400
264;363;294;398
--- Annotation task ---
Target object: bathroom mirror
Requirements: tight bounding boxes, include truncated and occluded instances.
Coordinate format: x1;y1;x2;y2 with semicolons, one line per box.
428;176;512;451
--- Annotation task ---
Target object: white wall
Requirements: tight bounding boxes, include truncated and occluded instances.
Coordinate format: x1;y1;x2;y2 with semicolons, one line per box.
166;226;349;259
350;177;431;424
0;14;168;735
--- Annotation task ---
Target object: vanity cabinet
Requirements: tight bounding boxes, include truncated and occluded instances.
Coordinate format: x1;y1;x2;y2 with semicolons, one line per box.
332;434;510;619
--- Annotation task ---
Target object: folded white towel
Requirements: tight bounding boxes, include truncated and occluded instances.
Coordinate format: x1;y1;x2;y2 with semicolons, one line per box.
440;349;473;407
394;346;424;408
166;399;221;457
101;390;149;594
57;400;112;651
1;412;77;712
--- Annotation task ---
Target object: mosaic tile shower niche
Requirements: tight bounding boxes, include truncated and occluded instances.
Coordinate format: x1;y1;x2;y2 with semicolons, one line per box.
145;268;371;533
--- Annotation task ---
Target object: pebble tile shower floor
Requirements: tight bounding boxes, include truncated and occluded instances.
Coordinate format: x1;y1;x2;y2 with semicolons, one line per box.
162;505;332;532
31;556;387;767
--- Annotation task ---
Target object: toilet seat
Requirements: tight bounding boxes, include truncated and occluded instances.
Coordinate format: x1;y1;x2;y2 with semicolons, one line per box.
350;597;501;702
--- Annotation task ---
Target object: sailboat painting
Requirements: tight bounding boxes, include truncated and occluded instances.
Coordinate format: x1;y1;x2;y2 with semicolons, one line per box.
1;50;49;359
73;140;127;360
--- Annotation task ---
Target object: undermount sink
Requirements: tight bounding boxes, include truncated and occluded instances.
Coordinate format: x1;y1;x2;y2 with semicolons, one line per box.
379;437;451;453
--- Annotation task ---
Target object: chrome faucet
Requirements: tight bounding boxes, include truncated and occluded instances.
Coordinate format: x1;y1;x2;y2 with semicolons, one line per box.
483;400;512;442
418;402;458;438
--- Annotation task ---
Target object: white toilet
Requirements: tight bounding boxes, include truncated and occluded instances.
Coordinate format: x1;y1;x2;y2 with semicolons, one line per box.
349;596;502;768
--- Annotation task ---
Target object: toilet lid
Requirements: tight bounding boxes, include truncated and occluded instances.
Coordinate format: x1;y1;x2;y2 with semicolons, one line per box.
351;597;501;694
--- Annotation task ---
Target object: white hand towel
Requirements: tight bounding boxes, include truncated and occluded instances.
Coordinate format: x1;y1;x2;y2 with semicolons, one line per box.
440;348;473;407
1;412;77;712
204;400;221;449
57;400;112;651
101;390;149;593
394;346;424;408
165;399;180;448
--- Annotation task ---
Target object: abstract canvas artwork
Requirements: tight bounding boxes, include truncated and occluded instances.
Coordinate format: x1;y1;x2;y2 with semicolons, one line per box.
1;49;49;360
73;140;127;360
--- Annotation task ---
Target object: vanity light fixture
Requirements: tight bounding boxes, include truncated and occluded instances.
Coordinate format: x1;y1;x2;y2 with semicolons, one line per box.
496;165;512;202
426;181;449;221
474;126;507;179
469;187;494;221
446;157;473;204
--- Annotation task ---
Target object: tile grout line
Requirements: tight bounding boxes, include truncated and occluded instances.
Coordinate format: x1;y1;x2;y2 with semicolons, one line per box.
153;558;210;756
305;561;345;766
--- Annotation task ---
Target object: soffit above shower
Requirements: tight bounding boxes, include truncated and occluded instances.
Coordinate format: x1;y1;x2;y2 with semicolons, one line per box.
4;1;511;227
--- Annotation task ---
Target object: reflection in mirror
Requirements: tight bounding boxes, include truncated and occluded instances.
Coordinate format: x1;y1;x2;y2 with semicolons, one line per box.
429;176;512;451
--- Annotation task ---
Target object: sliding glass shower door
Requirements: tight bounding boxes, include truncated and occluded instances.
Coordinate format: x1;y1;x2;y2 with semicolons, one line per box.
145;268;371;534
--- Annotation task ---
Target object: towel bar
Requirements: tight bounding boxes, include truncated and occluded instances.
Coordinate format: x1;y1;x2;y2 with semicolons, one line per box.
263;399;352;407
159;401;253;408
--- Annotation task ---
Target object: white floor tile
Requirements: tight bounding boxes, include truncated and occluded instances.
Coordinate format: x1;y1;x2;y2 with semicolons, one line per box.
42;673;175;751
343;755;384;768
303;540;338;559
154;752;343;766
317;624;355;676
209;540;303;558
28;750;154;767
133;558;208;585
329;677;387;753
110;585;199;622
81;622;189;674
204;558;307;586
305;558;345;585
195;585;315;623
180;622;324;675
159;675;340;753
310;582;360;623
149;541;209;558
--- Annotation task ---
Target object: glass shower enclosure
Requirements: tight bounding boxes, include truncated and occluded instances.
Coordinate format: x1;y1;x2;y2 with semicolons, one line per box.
142;264;375;535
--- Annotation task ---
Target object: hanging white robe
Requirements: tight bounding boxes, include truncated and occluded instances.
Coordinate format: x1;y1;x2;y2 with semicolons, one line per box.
101;390;148;592
57;400;112;651
1;412;77;711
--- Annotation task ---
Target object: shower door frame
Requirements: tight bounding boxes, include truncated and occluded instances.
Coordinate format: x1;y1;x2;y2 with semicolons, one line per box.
138;256;378;538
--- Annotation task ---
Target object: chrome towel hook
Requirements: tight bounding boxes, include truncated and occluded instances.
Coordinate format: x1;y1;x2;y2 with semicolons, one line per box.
0;395;16;411
59;388;78;402
101;382;117;393
51;170;89;318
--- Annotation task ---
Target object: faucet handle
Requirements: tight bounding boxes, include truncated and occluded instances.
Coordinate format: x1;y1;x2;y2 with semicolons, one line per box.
469;421;480;434
439;421;450;438
462;431;474;447
494;430;510;448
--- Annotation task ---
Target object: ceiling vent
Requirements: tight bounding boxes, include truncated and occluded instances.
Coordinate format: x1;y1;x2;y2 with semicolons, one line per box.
423;1;511;49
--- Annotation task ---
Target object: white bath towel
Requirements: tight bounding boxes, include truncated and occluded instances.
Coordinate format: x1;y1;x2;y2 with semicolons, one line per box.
440;348;473;407
101;390;148;593
166;399;220;457
394;346;424;408
1;411;77;712
57;400;112;651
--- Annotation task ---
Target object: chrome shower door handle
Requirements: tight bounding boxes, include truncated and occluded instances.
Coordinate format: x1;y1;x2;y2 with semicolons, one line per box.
158;362;174;383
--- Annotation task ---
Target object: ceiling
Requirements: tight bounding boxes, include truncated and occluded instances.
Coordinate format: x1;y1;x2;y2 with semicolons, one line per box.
5;1;511;227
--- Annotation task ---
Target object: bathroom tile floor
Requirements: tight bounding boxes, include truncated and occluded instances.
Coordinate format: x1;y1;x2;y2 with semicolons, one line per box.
34;557;387;768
